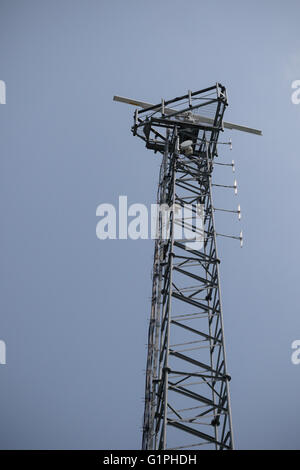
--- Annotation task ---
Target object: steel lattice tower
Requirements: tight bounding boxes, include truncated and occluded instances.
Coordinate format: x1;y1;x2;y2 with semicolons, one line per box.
130;84;234;450
114;83;261;450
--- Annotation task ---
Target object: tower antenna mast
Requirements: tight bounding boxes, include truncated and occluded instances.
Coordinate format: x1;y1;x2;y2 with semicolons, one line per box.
114;84;261;450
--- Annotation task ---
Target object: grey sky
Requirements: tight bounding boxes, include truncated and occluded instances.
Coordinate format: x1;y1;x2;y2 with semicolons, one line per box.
0;0;299;449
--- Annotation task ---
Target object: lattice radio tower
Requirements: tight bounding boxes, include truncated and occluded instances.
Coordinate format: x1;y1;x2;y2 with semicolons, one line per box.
114;84;261;450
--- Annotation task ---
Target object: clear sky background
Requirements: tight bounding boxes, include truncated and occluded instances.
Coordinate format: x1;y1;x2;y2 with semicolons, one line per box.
0;0;299;450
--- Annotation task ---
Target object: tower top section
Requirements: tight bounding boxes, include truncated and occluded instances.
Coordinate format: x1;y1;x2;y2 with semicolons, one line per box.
113;83;262;139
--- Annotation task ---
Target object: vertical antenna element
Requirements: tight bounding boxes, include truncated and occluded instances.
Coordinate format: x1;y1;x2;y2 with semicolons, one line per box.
234;179;238;194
